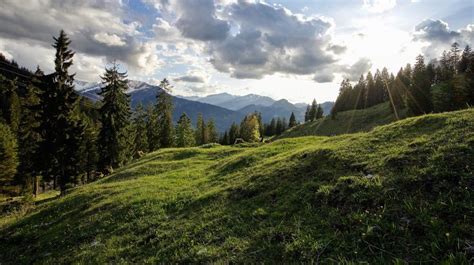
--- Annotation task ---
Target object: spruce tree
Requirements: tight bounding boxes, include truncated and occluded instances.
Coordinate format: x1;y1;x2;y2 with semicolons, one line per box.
17;68;43;194
0;76;20;134
78;115;99;183
288;112;297;128
304;105;310;122
0;122;18;188
409;55;432;115
269;118;277;135
156;79;174;148
228;122;240;144
275;118;283;135
365;71;376;107
458;45;472;73
207;119;219;143
132;103;149;153
175;112;195;147
195;113;205;145
40;30;84;193
316;104;324;119
309;99;317;121
146;105;160;151
221;131;230;145
98;63;131;170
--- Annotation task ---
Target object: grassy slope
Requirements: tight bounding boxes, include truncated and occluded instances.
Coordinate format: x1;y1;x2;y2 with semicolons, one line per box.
1;109;473;264
278;102;409;139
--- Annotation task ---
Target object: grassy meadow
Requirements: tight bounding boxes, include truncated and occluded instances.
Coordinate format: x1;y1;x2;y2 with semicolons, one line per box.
1;109;473;264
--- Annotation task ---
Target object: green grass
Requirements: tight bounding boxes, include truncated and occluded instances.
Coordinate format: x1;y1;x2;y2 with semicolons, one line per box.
1;109;473;264
278;102;409;139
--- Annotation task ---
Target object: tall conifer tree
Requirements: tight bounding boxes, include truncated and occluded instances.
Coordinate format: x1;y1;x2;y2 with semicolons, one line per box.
156;79;174;148
98;63;131;169
175;112;195;147
40;30;84;193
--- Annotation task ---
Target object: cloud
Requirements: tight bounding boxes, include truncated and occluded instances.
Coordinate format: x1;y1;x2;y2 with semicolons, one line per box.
363;0;397;13
327;44;347;55
205;1;338;79
0;0;162;80
341;58;372;81
93;33;126;47
174;74;206;83
313;71;335;83
166;0;230;41
413;19;473;59
413;19;460;43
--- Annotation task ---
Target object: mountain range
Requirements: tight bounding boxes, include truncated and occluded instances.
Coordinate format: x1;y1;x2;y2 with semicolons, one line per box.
75;80;334;132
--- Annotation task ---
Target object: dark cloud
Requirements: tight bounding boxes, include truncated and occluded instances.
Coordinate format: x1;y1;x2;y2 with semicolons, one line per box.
327;44;347;55
174;0;230;41
206;1;338;79
313;71;335;83
413;19;460;43
174;75;206;83
0;0;161;78
413;19;473;59
342;58;372;81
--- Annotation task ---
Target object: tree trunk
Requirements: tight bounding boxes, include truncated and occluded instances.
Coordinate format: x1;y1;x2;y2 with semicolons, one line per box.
33;176;39;197
53;176;57;190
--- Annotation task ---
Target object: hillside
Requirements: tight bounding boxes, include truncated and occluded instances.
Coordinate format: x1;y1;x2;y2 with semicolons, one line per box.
278;102;409;139
1;109;472;263
238;99;334;123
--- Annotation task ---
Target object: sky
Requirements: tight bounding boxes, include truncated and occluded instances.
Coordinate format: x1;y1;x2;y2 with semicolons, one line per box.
0;0;472;103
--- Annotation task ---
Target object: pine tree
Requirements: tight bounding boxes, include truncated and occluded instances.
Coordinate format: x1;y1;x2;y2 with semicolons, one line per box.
156;79;174;148
221;131;230;145
458;45;472;73
365;71;376;107
288;112;297;128
0;122;18;188
16;68;43;194
0;76;21;134
275;118;283;135
132;103;149;154
381;67;390;101
196;113;210;145
98;63;131;170
228;122;240;144
331;79;353;117
409;55;432;115
175;112;195;147
78;115;99;184
309;99;318;121
146;105;160;151
450;42;460;74
304;105;310;122
282;117;287;132
316;104;324;119
40;30;84;193
207;119;219;143
353;75;366;109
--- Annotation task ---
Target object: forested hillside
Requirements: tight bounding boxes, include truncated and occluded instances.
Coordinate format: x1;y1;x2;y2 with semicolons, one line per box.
277;102;408;138
1;108;472;263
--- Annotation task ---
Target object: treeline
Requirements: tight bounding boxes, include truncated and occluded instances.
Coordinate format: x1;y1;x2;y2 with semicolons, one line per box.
331;43;474;118
0;30;222;197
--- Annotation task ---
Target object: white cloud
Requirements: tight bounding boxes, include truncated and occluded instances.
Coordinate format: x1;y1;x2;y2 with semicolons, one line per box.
363;0;397;13
93;33;126;47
